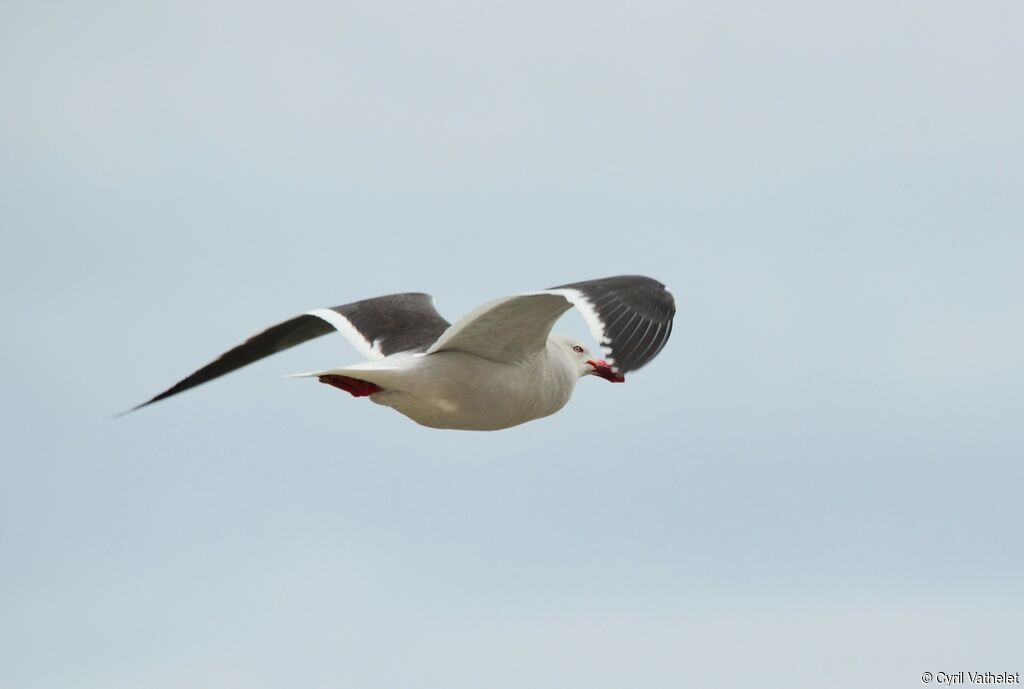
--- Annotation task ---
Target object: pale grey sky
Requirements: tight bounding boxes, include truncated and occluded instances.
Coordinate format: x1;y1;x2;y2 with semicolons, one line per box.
2;2;1022;687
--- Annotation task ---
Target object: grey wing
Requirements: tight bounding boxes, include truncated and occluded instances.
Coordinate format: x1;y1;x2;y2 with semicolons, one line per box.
125;292;449;413
426;275;675;373
546;275;675;373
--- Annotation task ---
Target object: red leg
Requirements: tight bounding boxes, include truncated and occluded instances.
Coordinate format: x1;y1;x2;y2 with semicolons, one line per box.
318;375;383;397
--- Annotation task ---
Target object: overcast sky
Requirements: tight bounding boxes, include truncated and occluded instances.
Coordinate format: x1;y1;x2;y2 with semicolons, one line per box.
2;2;1022;687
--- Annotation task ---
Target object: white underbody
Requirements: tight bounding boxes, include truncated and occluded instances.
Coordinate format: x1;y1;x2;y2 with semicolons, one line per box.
301;337;582;431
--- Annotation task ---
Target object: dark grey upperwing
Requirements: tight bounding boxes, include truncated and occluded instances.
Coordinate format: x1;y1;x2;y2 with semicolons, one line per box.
124;292;449;414
550;275;675;373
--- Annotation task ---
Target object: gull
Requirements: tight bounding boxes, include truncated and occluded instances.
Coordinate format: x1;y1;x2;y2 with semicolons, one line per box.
126;275;676;431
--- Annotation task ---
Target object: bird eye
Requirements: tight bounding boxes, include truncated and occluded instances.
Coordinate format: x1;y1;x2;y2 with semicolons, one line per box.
572;345;584;353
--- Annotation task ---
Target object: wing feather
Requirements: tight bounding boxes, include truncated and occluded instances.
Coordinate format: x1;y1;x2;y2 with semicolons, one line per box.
123;293;448;413
427;275;676;373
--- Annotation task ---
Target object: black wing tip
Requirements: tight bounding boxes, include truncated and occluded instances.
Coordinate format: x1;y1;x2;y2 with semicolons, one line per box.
553;274;675;374
113;395;162;419
554;274;669;288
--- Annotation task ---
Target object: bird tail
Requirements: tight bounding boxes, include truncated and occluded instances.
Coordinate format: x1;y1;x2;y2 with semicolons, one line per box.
286;357;411;386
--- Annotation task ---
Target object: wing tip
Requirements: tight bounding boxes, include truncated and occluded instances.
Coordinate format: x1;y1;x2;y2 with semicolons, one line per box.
113;399;153;419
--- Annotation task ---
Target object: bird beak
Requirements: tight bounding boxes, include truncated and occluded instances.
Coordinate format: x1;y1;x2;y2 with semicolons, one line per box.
587;359;625;383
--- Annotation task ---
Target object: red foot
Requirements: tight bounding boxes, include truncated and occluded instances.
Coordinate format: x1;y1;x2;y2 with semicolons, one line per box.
318;375;383;397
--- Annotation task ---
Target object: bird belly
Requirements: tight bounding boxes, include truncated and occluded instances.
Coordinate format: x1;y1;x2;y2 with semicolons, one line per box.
368;354;576;431
369;390;499;430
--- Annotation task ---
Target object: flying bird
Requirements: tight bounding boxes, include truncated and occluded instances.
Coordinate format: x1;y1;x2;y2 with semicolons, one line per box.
126;275;675;430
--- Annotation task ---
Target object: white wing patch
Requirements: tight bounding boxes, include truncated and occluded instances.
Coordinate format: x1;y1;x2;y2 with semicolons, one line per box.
305;308;383;360
540;288;616;367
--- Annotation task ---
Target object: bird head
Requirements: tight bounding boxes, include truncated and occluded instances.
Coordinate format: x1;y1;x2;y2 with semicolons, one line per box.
554;335;625;383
